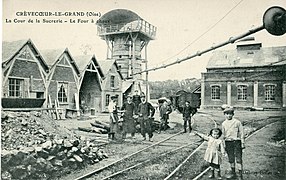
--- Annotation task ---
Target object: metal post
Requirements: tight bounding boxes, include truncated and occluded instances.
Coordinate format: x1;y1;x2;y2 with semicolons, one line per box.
145;42;149;100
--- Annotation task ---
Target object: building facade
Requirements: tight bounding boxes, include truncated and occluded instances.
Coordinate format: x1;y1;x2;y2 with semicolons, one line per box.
98;60;123;112
201;42;286;110
2;39;49;108
42;48;81;111
75;55;104;114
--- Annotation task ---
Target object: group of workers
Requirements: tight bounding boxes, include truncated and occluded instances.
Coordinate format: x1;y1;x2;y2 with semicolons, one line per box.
108;90;197;142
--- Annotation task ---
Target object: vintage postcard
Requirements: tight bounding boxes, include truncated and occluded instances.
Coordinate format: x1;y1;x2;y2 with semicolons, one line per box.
2;0;286;179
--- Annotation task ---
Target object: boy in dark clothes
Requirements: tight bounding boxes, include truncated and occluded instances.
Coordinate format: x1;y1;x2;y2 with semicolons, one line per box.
182;101;197;133
137;94;155;141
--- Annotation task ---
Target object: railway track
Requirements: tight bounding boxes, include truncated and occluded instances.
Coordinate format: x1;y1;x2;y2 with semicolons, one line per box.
74;113;217;180
191;116;283;180
75;112;281;179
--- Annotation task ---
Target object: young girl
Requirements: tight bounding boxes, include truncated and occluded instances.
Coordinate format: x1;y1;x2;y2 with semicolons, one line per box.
194;128;225;179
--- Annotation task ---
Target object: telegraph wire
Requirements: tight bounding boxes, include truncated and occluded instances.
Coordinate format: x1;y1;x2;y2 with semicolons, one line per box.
149;0;245;67
134;25;265;75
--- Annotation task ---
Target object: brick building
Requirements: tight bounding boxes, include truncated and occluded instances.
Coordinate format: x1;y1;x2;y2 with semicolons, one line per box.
41;48;81;111
201;42;286;109
75;54;104;114
2;39;49;108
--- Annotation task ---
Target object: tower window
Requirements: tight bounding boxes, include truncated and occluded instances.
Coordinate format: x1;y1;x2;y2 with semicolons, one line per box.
110;75;115;88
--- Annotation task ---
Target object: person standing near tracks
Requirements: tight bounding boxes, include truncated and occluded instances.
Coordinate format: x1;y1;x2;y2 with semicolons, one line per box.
158;100;172;133
137;93;155;141
132;90;141;114
182;101;197;134
121;95;136;139
108;96;119;141
222;106;245;180
194;128;225;179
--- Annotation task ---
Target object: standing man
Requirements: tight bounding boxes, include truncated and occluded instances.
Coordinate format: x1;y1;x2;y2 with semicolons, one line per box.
137;93;155;141
121;95;136;139
159;100;172;133
182;101;197;134
133;90;141;114
108;96;119;140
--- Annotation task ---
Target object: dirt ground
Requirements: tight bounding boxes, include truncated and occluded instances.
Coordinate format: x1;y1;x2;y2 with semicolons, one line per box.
57;108;286;180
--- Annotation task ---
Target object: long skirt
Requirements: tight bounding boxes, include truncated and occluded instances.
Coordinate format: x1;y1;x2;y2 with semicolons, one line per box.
122;116;136;134
109;114;118;133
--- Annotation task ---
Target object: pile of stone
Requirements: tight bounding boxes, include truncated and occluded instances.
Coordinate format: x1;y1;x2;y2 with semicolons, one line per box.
1;111;108;180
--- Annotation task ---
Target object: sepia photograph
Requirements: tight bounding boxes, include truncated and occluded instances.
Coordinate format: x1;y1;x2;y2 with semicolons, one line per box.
1;0;286;179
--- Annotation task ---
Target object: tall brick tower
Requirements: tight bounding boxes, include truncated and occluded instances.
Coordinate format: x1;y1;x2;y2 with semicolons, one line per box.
96;9;156;98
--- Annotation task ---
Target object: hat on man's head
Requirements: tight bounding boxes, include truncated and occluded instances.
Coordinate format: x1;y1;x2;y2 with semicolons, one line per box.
140;93;146;97
127;94;133;99
111;95;118;100
223;106;234;114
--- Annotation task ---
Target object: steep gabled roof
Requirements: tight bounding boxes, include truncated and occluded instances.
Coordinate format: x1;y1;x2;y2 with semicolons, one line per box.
98;59;124;80
41;48;66;67
207;46;286;69
41;48;81;76
2;39;49;72
2;39;27;62
74;54;104;77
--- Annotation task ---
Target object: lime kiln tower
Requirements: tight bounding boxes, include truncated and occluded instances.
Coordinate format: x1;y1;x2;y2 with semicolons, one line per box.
96;9;156;98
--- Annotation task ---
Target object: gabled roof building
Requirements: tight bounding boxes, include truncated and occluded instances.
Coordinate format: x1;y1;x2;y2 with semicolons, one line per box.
41;48;81;111
75;54;104;114
98;59;123;112
2;39;49;108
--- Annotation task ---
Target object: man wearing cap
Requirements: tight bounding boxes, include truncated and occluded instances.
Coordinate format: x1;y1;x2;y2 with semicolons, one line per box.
222;106;245;180
121;95;136;139
108;96;119;140
137;93;155;141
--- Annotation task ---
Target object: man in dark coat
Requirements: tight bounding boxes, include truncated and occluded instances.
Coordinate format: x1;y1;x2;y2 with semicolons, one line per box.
182;101;197;133
121;95;136;139
137;94;155;141
132;90;141;114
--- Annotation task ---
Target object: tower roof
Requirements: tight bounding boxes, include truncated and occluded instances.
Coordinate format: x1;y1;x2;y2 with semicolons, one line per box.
97;9;140;24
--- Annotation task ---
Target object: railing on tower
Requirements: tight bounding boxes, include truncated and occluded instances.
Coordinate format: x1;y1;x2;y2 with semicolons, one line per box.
97;18;157;39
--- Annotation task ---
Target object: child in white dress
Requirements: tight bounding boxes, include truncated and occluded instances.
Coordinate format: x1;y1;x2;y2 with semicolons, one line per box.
194;128;225;179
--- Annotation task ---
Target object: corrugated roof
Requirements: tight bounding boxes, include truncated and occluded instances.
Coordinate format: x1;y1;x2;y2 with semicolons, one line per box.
207;46;286;69
2;39;27;62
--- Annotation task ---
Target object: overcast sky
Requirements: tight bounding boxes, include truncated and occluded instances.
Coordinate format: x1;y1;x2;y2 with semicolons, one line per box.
2;0;286;81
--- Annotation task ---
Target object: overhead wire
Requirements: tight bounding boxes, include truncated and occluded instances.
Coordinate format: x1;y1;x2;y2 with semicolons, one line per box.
149;0;245;68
